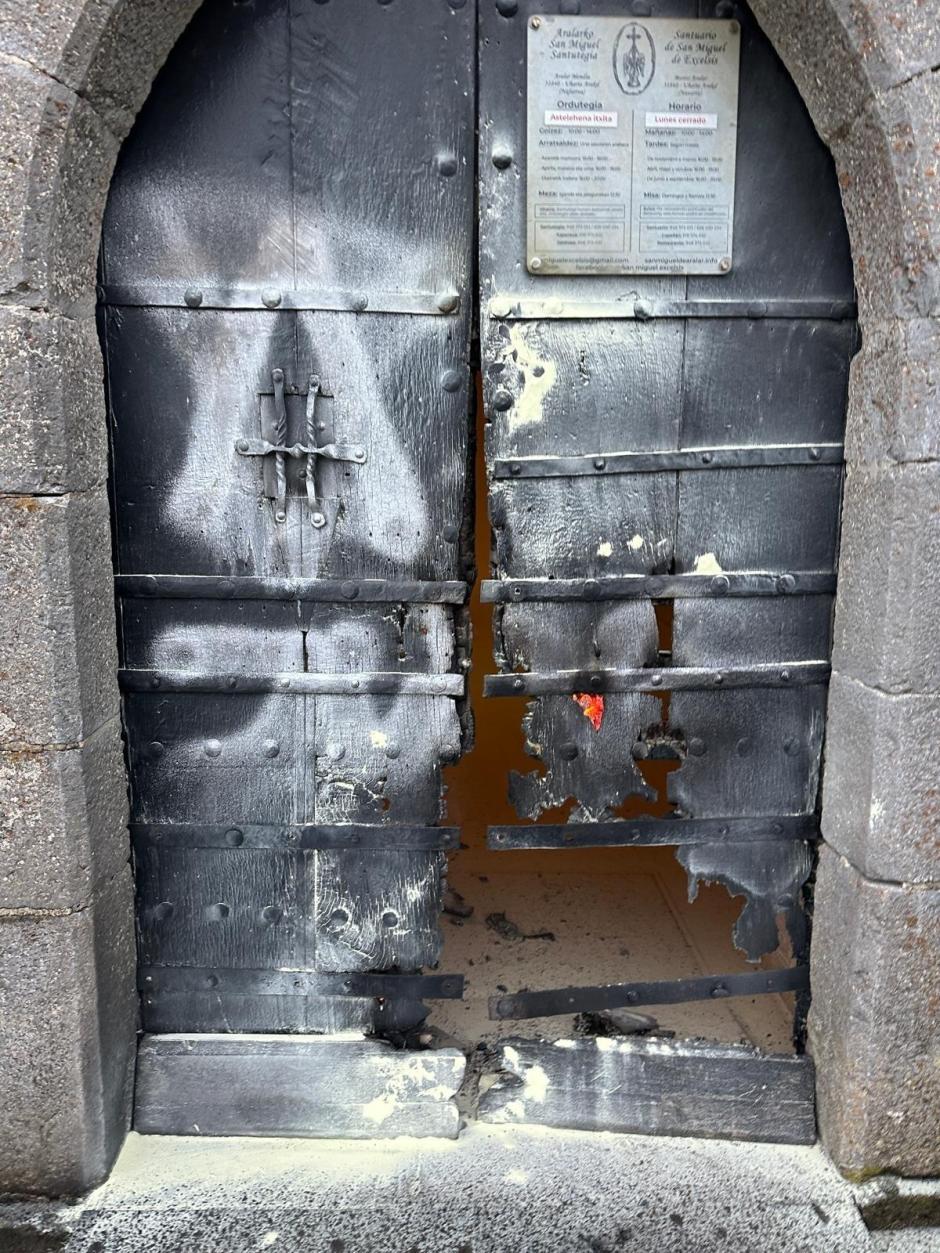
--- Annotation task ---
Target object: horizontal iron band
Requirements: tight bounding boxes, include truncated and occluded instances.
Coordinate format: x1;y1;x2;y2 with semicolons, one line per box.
133;823;459;852
489;966;808;1021
120;669;465;697
140;968;464;1000
488;296;857;322
485;661;830;697
493;443;843;480
482;572;836;603
487;815;819;850
99;284;462;317
116;575;468;605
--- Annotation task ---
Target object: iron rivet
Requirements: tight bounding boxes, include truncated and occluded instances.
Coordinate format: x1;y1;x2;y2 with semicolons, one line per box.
651;673;663;686
780;669;791;683
332;909;350;926
217;579;235;596
312;511;327;528
777;574;796;593
149;740;164;757
772;823;784;835
633;299;653;320
349;834;361;846
352;294;369;312
626;990;639;1003
711;983;730;998
275;509;287;524
351;679;360;690
184;289;203;308
718;257;732;273
688;737;706;757
490;298;512;319
631;0;652;13
442;523;459;542
513;677;525;691
382;911;399;928
225;828;244;847
736;737;751;756
262;739;280;758
316;420;327;432
272;368;284;381
631;742;649;760
342;978;354;992
711;575;730;594
594;458;606;471
492;146;513;169
584;579;600;598
228;676;239;689
448;0;467;8
560;0;580;11
385;741;401;760
530;15;541;28
437;154;458;177
436;290;460;314
154;901;174;921
784;737;799;756
262;906;282;924
495;0;517;13
204;739;222;758
590;675;603;691
560;742;579;761
509;462;522;476
718;825;729;836
529;256;543;271
512;585;524;599
493;389;513;411
262;289;282;308
441;368;462;393
150;677;161;690
327;742;346;761
701;451;714;464
207;902;230;921
715;0;735;13
809;447;821;461
714;673;724;685
205;974;220;989
341;580;359;599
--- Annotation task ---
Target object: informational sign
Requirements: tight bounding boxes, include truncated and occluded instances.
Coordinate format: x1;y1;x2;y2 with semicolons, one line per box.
526;15;741;275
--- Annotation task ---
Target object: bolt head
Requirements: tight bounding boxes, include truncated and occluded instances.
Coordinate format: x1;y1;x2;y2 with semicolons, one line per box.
493;389;513;412
262;289;282;308
718;257;732;273
236;438;250;453
530;15;541;28
311;511;326;528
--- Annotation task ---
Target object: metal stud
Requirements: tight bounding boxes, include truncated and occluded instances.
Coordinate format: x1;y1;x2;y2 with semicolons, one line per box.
437;154;458;177
736;737;751;757
225;828;245;846
154;901;174;922
204;739;222;758
701;452;714;465
651;673;663;686
441;368;463;393
593;458;606;471
718;257;732;273
711;575;730;594
490;297;512;319
509;462;522;475
589;675;603;691
149;740;165;758
184;289;203;308
530;15;541;28
436;290;461;314
513;677;525;691
711;983;731;998
688;737;707;757
447;0;467;8
331;909;350;925
631;0;652;13
382;911;399;929
560;0;581;11
385;741;401;760
311;511;327;529
262;289;282;308
559;742;579;761
493;389;513;412
783;737;799;757
351;294;369;312
341;580;359;599
205;974;220;989
327;742;346;761
206;902;231;921
261;906;282;924
262;740;280;758
495;0;518;14
809;447;821;461
777;574;796;593
780;669;792;683
492;146;513;170
442;523;459;542
633;299;653;320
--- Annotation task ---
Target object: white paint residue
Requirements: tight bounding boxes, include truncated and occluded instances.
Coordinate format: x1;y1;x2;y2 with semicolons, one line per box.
693;552;724;574
505;325;557;429
628;534;645;551
260;1234;280;1248
523;1063;550;1104
362;1092;399;1125
370;730;389;748
597;540;613;558
502;1099;526;1121
870;797;885;822
503;1045;522;1072
553;1039;577;1050
595;1037;617;1053
505;1168;529;1185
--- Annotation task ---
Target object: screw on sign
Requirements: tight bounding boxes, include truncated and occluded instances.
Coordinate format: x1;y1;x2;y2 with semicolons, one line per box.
573;692;605;731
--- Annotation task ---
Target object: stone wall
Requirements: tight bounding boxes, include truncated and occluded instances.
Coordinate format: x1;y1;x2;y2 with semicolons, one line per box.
0;0;937;1193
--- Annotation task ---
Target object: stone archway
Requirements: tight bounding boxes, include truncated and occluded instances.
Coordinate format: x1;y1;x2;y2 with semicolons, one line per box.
0;0;936;1194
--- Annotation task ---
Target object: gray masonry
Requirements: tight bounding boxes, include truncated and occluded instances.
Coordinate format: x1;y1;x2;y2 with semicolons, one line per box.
0;0;937;1196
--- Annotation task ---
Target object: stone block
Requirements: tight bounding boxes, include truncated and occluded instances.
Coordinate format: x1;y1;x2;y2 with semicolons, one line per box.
823;673;940;884
0;308;108;494
832;461;940;695
0;718;130;910
0;490;120;747
847;316;940;464
0;869;137;1196
810;848;940;1177
0;57;118;312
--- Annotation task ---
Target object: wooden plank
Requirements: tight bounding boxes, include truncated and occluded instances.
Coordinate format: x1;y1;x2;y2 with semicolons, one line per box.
478;1037;816;1146
135;1035;466;1139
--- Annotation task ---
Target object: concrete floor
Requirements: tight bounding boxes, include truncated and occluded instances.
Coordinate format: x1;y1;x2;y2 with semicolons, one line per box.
4;1124;936;1253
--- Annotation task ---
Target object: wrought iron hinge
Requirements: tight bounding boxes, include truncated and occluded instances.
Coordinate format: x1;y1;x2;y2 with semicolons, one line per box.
235;369;367;526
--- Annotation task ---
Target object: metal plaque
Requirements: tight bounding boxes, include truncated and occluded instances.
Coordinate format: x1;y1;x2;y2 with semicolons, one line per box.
526;15;741;275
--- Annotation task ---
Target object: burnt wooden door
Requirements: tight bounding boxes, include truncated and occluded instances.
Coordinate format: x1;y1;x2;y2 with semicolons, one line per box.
100;0;475;1034
479;1;856;1026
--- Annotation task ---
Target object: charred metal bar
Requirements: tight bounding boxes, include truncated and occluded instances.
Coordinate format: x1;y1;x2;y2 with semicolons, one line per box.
120;669;465;696
485;661;829;697
133;823;460;851
115;575;468;603
493;443;843;480
489;967;809;1021
487;816;819;850
140;968;464;1000
488;296;857;321
481;572;836;602
98;283;462;316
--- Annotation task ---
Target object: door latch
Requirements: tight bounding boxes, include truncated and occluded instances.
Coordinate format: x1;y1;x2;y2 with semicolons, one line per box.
235;369;367;527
